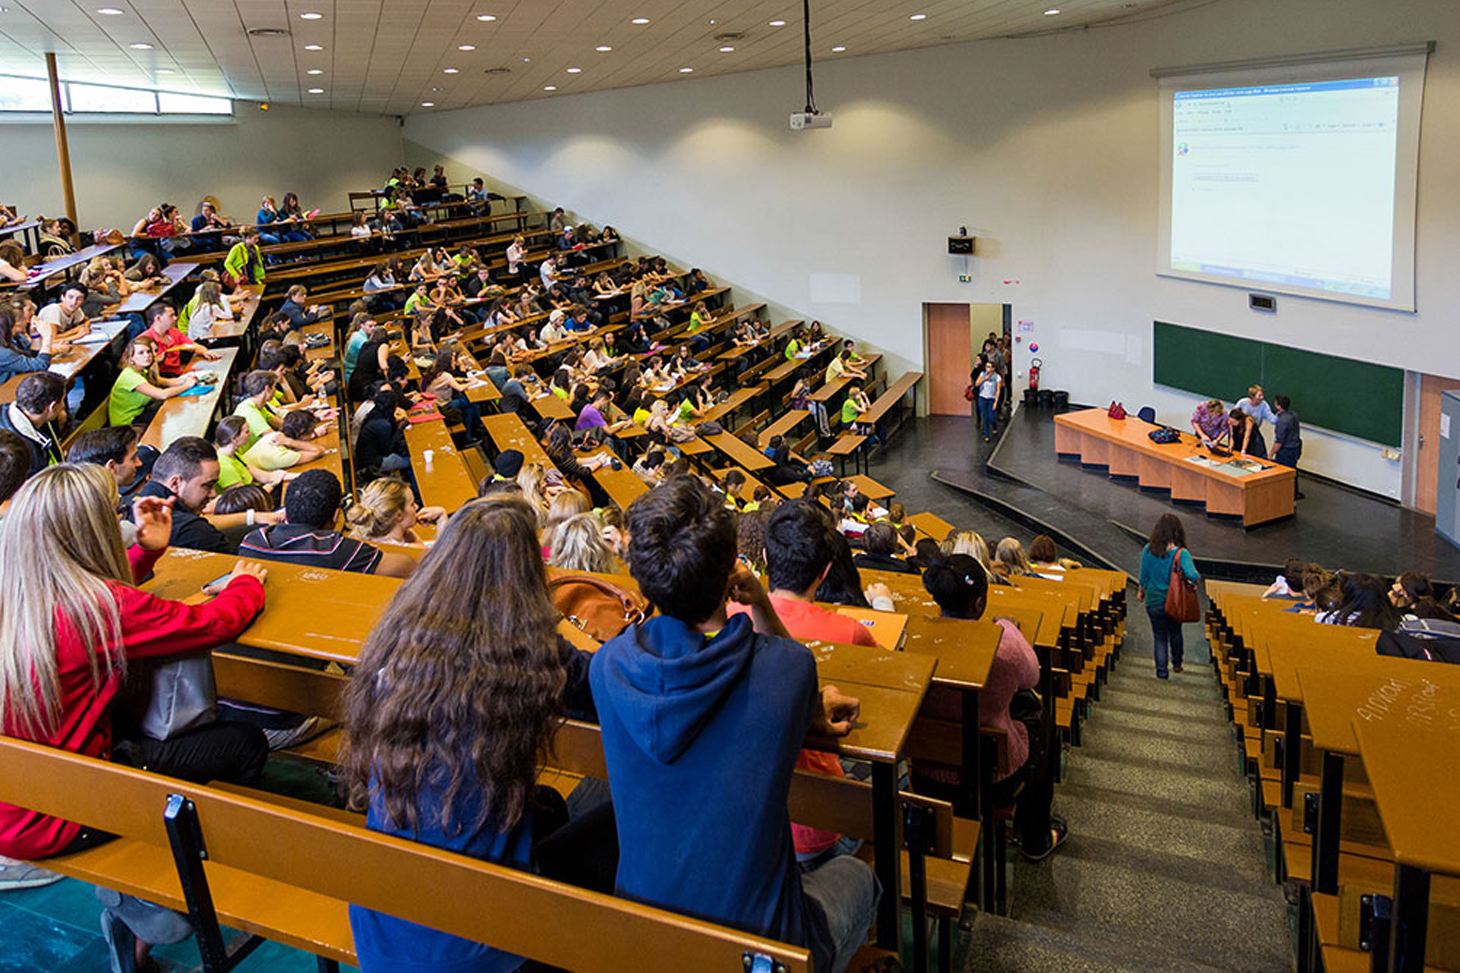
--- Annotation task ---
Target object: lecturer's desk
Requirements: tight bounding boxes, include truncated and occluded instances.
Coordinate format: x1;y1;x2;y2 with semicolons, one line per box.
1053;408;1295;526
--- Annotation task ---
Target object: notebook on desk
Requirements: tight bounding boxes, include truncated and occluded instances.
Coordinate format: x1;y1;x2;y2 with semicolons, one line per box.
835;607;908;651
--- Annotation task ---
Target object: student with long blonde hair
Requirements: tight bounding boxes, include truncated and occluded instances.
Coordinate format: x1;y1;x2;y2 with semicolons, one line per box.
548;512;616;573
0;464;269;964
342;495;614;972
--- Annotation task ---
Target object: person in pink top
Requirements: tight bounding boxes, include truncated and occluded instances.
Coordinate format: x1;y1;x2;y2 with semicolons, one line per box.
915;552;1068;861
727;500;878;866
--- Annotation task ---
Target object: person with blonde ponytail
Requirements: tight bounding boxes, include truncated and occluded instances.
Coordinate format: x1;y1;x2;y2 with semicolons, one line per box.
0;464;270;966
344;476;445;547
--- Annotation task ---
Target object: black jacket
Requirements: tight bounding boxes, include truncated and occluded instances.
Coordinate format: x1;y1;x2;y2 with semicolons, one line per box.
854;551;920;575
354;413;408;474
133;479;235;554
0;404;63;474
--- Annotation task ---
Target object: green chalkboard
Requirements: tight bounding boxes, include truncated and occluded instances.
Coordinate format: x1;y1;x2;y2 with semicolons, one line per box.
1152;321;1403;447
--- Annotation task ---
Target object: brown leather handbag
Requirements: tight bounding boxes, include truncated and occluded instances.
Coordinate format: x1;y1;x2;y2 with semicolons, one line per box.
548;575;650;643
1164;548;1201;622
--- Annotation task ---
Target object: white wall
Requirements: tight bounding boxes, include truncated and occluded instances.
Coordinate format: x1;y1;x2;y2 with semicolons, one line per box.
3;103;403;231
404;0;1459;498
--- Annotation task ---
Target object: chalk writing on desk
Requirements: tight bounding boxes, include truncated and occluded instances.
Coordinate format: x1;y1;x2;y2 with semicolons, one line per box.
1354;675;1450;729
296;570;334;584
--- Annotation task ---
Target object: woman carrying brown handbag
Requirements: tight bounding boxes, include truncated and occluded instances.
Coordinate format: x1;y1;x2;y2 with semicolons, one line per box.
1137;513;1202;679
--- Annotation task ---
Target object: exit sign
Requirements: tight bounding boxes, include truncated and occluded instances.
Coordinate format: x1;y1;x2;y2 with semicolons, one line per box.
958;274;972;283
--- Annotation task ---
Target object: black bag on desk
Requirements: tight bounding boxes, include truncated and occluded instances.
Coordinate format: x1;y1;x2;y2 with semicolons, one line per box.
1148;427;1182;445
1376;630;1460;665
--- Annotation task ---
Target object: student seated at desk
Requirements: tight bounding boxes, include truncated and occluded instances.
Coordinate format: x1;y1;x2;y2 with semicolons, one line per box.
37;283;92;344
853;522;918;576
1317;573;1401;630
108;334;198;428
817;529;895;612
842;386;878;444
232;369;289;448
80;256;131;316
1261;558;1310;601
354;388;415;485
0;300;58;387
0;372;67;474
730;500;882;866
130;437;237;553
824;347;866;386
915;553;1068;861
344;495;614;973
547;512;617;572
241;469;415;577
345;476;446;549
35;217;73;260
992;537;1039;580
215;416;294;490
422;347;485;446
0;464;268;955
123;252;167;290
1028;534;1081;577
278;285;328;332
184;280;235;343
592;479;875;973
0;241;27;284
146;303;219;380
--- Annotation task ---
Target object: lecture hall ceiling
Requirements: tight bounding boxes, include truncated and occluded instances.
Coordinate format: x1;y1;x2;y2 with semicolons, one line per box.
0;0;1195;115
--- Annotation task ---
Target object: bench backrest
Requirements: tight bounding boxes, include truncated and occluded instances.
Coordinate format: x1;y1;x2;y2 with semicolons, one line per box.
0;735;810;973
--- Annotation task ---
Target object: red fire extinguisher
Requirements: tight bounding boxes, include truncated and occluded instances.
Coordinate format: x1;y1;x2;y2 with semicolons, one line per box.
1028;357;1042;391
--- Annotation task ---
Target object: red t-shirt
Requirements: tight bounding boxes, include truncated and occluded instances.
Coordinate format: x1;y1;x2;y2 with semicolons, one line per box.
0;546;265;860
728;594;879;855
150;325;191;376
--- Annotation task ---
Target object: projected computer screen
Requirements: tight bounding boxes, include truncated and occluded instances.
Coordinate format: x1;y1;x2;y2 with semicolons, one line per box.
1157;53;1426;311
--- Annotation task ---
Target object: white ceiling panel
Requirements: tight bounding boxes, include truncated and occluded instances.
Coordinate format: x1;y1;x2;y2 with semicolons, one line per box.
0;0;1198;112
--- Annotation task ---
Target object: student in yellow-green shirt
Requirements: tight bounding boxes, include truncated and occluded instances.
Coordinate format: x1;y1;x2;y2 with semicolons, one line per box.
108;334;198;427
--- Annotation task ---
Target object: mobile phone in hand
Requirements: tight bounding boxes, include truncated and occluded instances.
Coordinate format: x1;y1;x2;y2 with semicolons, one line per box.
201;571;232;595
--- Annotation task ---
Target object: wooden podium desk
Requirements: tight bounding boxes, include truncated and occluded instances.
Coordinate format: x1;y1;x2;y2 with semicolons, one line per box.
1053;408;1295;527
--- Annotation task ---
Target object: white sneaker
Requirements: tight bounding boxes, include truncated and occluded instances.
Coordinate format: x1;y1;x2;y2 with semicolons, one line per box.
0;856;64;890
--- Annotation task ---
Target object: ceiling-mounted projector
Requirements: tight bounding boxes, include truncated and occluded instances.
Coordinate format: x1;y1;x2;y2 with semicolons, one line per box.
790;111;832;131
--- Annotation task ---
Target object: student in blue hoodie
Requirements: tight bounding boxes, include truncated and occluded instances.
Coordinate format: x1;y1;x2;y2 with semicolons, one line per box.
343;495;615;973
591;477;879;973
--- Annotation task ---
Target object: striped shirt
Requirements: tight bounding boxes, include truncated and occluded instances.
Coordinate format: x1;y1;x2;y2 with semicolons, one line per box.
239;523;383;574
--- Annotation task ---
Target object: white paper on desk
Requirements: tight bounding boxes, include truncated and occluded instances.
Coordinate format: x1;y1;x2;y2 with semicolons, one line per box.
72;331;114;344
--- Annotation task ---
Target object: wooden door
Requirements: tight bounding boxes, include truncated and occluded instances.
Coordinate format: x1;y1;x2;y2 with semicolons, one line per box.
1415;373;1460;514
925;303;972;416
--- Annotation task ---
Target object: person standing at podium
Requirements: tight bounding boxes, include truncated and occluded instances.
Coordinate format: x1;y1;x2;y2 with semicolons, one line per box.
1189;398;1231;450
1270;395;1303;500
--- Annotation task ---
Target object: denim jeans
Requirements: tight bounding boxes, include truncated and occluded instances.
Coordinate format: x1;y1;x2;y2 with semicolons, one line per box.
1147;606;1184;678
800;854;880;973
976;396;998;437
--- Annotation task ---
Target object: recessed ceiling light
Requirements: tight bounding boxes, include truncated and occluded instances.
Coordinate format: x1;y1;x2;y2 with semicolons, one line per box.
1043;7;1060;13
679;66;693;73
566;66;581;73
304;43;323;51
543;84;557;91
910;12;927;20
631;17;649;25
768;19;786;26
443;67;459;73
307;87;324;93
157;68;174;74
719;45;734;52
97;7;123;14
595;45;612;52
520;56;531;62
129;42;152;49
476;13;496;21
306;69;323;75
831;45;846;52
458;44;476;51
421;101;434;107
299;11;322;19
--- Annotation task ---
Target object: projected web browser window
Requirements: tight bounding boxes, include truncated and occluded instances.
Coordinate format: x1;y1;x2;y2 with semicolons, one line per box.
1169;78;1400;301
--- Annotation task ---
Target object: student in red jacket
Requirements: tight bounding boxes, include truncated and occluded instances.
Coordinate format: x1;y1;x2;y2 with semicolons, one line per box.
0;463;269;969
